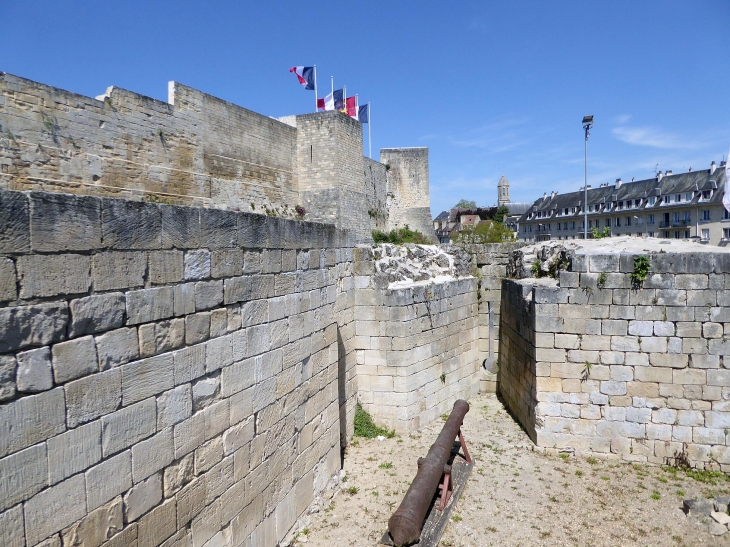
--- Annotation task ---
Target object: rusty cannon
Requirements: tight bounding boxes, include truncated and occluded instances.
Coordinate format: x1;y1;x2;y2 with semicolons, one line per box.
387;399;472;546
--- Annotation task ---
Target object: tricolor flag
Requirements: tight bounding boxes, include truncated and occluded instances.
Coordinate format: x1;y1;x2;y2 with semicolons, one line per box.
358;104;369;123
333;89;344;111
317;89;344;111
724;147;730;214
289;66;315;90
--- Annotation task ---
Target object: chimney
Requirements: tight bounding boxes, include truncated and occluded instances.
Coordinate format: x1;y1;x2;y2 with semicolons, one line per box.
689;167;692;172
665;170;673;176
711;161;716;174
543;192;548;199
657;171;664;181
721;161;727;167
615;178;622;188
550;191;556;198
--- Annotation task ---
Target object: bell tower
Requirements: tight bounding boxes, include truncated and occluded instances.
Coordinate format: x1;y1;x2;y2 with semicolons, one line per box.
497;175;510;206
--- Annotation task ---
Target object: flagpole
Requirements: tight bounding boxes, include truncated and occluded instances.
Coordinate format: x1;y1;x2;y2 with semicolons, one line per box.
313;65;318;112
368;103;372;159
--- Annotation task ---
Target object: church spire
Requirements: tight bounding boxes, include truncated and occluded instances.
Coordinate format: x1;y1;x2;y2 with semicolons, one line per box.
497;175;510;206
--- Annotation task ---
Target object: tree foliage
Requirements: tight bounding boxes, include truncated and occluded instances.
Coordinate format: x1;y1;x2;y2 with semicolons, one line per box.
453;220;515;244
453;199;477;209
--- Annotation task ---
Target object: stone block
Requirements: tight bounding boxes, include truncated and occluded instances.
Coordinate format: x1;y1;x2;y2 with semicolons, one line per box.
149;250;184;285
164;453;194;498
101;398;156;457
124;473;162;523
65;368;121;428
0;258;17;302
0;504;25;547
176;477;206;529
599;351;625;365
0;190;30;253
174;282;196;317
122;354;174;406
48;420;101;484
23;474;87;545
601;320;627;336
158;384;193;430
138;319;185;358
0;355;16;402
628;321;653;336
201;208;238;249
691;354;720;369
649;353;687;369
706;411;730;429
673;369;706;385
136;497;177;547
92;251;146;291
211;249;243;278
17;254;91;298
184;250;211;281
173;345;206;385
16;346;53;393
0;388;65;457
609;365;633;381
95;327;140;370
194;437;223;475
85;450;132;511
102;198;161;249
192;376;220;411
69;293;126;337
600;381;626;395
703;322;724;339
186;312;210;345
589;255;620;273
30;192;101;251
132;428;174;483
160;203;201;249
60;497;123;547
52;335;98;384
708;370;730;387
209;308;227;337
206;334;234;373
195;280;223;311
126;287;174;325
709;338;730;355
0;443;48;512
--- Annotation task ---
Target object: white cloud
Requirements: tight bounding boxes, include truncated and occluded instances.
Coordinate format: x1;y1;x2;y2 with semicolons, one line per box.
612;125;702;149
613;114;631;125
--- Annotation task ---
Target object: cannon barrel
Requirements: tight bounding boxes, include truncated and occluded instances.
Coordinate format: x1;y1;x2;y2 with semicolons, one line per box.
387;399;470;546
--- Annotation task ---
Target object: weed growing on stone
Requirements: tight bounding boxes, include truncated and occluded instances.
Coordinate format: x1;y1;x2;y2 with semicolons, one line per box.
630;255;651;287
597;272;607;288
651;491;661;500
676;489;685;497
586;456;598;465
346;486;358;495
378;461;393;469
354;403;395;438
440;372;446;384
575;470;583;477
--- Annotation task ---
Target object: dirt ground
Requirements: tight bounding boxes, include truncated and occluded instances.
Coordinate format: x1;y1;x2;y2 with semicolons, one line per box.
294;393;730;547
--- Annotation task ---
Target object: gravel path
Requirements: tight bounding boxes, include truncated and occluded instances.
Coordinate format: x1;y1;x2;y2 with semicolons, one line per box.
295;393;730;547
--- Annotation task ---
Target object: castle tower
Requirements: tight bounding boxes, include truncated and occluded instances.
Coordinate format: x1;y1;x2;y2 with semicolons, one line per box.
497;175;510;206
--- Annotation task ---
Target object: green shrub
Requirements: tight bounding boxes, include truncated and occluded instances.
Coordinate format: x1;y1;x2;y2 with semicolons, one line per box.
371;225;429;244
453;220;515;244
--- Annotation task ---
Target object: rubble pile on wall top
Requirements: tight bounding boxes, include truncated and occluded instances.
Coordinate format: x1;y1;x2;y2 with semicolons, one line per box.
367;244;472;288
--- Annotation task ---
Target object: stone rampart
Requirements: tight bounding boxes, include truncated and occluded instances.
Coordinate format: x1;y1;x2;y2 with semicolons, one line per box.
364;157;388;232
381;148;436;242
351;246;480;432
0;187;358;546
499;250;730;469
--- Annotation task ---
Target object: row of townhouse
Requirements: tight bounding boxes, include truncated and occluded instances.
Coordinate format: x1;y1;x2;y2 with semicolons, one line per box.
517;161;729;246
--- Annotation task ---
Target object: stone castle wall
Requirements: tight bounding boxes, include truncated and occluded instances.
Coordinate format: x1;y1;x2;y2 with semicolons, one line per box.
0;74;299;211
350;246;481;433
382;148;435;242
0;73;433;245
0;187;358;547
499;251;730;469
364;157;388;232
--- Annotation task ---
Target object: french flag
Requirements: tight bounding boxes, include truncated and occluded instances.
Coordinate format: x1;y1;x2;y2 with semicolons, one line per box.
289;66;315;91
317;89;344;111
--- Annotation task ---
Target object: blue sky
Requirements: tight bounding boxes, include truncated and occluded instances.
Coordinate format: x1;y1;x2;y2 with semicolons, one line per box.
2;1;729;216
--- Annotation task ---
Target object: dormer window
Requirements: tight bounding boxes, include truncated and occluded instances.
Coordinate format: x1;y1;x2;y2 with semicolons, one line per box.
648;197;656;205
674;194;681;203
684;193;692;202
701;190;712;201
617;201;623;210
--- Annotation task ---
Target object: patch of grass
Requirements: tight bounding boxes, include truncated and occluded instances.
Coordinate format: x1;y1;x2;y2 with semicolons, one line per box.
575;470;583;477
539;531;551;538
379;461;393;469
651;491;661;500
559;453;569;461
346;486;358;495
684;468;730;485
586;456;598;465
657;476;668;483
676;489;685;497
371;491;379;496
452;515;462;522
441;413;449;421
600;476;610;481
372;226;429;244
354;403;395;438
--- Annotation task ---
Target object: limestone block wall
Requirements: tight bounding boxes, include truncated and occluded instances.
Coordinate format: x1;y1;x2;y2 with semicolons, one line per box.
351;248;480;433
364;157;388;232
0;73;298;212
0;188;358;547
498;251;730;469
456;242;527;392
293;113;371;242
381;148;436;242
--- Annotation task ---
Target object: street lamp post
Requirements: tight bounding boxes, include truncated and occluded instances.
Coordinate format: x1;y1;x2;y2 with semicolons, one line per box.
582;115;593;239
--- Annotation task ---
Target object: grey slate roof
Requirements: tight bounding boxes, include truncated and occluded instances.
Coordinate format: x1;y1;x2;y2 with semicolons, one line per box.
518;167;727;224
